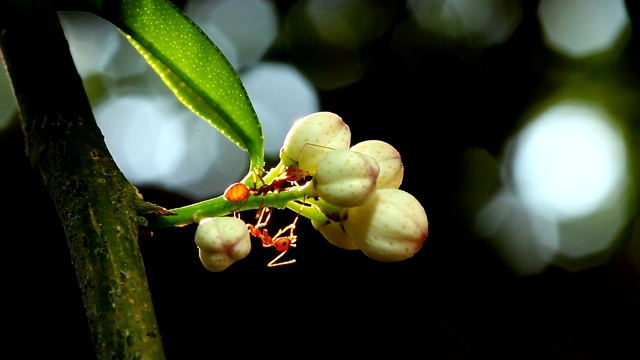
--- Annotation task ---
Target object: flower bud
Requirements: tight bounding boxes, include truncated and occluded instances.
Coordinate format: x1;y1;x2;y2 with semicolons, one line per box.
313;149;380;208
280;112;351;174
350;140;403;189
312;218;359;250
194;217;251;272
342;189;428;262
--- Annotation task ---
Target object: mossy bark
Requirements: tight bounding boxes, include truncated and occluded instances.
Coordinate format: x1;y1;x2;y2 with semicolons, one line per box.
1;12;165;359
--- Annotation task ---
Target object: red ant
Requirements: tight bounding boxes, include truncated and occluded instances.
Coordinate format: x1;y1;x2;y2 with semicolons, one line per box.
223;166;309;267
223;165;312;204
277;165;312;185
247;204;300;267
223;150;320;267
224;141;326;205
223;168;267;206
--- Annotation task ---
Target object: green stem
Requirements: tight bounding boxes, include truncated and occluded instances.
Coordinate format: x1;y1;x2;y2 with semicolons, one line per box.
146;161;334;229
147;180;318;228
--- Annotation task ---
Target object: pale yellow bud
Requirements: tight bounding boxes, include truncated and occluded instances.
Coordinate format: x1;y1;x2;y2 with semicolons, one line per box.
313;149;380;208
312;218;359;250
280;112;351;174
343;189;428;262
194;217;251;272
350;140;403;189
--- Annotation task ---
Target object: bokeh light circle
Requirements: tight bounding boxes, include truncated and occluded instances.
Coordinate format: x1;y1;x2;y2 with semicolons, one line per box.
511;100;627;221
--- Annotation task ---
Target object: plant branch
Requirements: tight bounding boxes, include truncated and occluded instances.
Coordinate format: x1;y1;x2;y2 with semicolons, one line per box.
1;12;165;359
146;181;317;229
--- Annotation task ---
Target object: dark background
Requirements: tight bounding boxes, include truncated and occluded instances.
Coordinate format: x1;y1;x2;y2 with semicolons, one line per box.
2;1;639;358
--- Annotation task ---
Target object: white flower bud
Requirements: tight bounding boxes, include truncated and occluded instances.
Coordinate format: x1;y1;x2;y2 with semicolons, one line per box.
194;217;251;272
342;189;428;262
350;140;403;189
312;218;359;250
280;112;351;174
313;149;380;208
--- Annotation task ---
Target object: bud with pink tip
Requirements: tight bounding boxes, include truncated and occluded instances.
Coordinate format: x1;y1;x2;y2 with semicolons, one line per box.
350;140;403;189
195;217;251;272
343;189;428;262
313;149;380;208
280;112;351;174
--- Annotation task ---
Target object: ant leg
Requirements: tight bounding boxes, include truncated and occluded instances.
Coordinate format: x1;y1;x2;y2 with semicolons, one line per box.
284;198;305;236
270;218;297;240
254;204;273;228
251;167;268;188
267;250;296;267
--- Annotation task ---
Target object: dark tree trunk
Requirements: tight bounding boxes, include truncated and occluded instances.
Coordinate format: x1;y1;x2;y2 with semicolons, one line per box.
1;12;165;359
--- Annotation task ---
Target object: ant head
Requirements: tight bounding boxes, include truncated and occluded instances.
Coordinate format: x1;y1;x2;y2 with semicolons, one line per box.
274;237;294;252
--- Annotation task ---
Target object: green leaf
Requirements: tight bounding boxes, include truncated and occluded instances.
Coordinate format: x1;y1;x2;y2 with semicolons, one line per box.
98;0;264;171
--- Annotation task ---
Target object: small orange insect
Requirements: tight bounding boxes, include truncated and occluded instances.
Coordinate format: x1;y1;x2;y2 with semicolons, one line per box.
223;168;268;207
223;165;310;267
273;165;312;186
283;142;334;176
224;165;310;204
247;204;300;267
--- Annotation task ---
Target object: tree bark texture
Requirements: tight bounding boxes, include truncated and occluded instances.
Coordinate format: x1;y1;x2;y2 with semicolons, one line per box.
1;12;165;359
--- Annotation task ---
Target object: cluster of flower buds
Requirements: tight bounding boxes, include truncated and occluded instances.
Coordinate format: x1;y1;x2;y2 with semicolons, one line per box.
194;111;428;271
283;112;429;262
